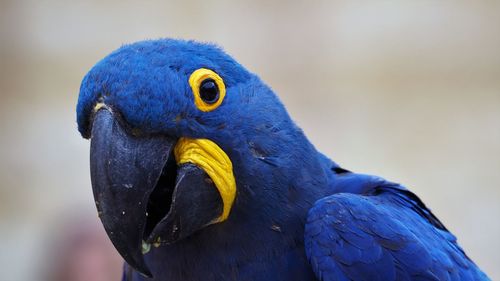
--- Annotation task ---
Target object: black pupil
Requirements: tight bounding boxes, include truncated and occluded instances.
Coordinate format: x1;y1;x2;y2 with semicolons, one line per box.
199;79;219;104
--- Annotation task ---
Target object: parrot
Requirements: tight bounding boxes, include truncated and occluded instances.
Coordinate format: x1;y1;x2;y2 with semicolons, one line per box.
76;39;489;281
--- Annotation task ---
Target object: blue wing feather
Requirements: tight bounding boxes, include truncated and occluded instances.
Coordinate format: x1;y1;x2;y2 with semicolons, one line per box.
305;175;489;281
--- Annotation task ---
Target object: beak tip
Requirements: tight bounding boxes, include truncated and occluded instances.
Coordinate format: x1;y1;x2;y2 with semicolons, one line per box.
126;259;153;279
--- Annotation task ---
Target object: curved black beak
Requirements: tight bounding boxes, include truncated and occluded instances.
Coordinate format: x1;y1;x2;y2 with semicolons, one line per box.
90;109;223;278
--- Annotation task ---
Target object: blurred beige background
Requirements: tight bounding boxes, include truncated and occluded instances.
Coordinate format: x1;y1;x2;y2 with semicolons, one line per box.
1;1;499;280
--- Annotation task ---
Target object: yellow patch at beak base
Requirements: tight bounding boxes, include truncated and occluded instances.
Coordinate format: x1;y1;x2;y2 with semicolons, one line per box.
174;137;236;222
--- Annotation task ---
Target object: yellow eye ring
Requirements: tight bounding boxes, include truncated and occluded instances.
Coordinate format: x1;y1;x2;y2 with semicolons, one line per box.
188;68;226;112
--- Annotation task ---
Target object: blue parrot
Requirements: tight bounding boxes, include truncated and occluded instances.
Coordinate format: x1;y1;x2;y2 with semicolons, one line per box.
76;39;489;281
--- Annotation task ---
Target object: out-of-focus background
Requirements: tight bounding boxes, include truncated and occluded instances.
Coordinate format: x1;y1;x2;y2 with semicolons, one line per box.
0;1;499;280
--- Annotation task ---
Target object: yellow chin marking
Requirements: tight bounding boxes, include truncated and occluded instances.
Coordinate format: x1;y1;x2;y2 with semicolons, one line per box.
174;137;236;222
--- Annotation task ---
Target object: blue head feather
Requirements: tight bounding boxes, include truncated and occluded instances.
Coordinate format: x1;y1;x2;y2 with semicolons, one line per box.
78;39;251;136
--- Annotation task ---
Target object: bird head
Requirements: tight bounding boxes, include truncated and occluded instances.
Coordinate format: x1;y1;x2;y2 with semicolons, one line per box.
77;39;324;277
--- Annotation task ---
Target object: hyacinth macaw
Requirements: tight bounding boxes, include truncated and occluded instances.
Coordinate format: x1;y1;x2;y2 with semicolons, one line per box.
76;39;489;281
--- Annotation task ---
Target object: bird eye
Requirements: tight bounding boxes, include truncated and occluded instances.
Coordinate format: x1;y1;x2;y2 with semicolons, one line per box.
199;79;219;104
188;68;226;112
